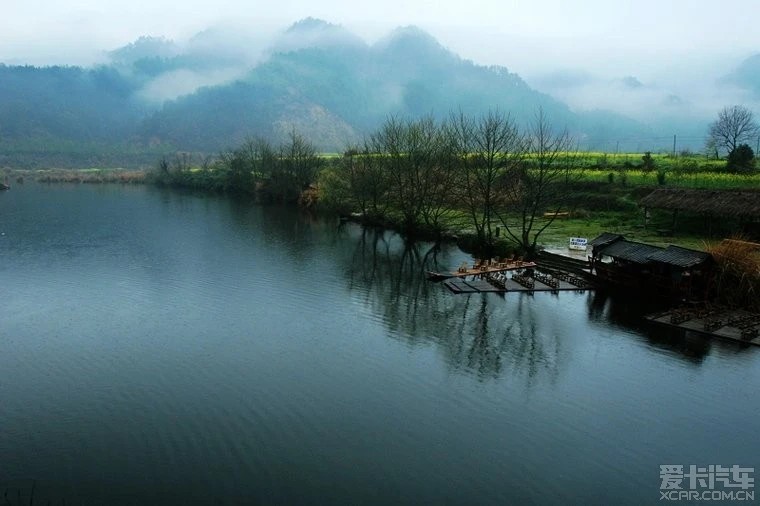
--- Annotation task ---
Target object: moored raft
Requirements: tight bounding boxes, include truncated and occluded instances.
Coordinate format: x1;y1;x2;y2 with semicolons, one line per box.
646;307;760;346
426;258;537;280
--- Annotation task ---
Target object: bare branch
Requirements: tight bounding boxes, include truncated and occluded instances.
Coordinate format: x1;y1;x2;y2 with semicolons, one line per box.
707;105;759;156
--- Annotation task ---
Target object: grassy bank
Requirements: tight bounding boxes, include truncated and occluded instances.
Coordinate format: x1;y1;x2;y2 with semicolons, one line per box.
6;147;758;254
531;212;710;250
331;174;749;253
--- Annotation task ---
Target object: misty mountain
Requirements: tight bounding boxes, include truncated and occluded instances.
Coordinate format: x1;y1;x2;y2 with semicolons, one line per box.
109;36;182;66
273;17;367;53
1;17;748;166
142;20;588;151
0;64;143;143
723;53;760;98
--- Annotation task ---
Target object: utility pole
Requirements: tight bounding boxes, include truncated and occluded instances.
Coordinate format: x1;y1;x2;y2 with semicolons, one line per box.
672;135;677;157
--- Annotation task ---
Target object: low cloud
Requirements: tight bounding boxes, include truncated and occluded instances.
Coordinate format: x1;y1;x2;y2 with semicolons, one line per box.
137;67;249;103
525;62;760;149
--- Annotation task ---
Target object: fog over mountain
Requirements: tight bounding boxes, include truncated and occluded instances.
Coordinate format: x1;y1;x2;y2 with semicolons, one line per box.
1;15;759;166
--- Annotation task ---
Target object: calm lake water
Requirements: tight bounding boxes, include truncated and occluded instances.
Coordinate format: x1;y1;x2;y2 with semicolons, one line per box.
1;183;758;505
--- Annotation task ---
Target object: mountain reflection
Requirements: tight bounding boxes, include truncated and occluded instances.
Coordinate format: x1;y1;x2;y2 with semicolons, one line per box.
339;226;563;382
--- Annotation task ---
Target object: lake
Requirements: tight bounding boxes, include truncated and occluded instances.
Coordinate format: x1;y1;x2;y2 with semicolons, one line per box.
1;183;758;505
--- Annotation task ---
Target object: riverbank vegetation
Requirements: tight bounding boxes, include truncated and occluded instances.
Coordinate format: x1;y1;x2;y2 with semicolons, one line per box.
707;239;760;312
12;151;760;191
318;112;757;255
147;131;323;202
320;110;579;256
316;109;759;255
6;106;758;257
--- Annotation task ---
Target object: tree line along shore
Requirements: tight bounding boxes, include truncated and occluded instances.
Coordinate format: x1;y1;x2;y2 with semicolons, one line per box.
6;108;759;254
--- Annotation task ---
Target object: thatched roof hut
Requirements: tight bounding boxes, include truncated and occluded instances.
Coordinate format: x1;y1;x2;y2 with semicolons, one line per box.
590;233;712;269
639;188;760;219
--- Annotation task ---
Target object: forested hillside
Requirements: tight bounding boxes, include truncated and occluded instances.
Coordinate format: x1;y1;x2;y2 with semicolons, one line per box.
0;18;755;167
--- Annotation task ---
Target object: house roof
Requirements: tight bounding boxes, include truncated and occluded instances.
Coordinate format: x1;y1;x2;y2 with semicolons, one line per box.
639;188;760;218
646;245;712;268
596;240;664;264
589;233;624;248
595;238;712;268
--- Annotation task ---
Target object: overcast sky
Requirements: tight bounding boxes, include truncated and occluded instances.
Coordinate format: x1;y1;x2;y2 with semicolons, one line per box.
2;0;759;120
3;0;757;72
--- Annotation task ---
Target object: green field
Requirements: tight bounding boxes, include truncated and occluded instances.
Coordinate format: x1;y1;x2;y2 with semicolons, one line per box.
572;168;760;189
520;150;758;188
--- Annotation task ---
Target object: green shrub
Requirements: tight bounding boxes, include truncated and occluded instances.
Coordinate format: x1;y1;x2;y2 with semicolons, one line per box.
727;144;756;173
641;151;655;172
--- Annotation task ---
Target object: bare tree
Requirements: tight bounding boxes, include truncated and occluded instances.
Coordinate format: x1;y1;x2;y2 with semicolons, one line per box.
339;143;391;221
251;129;323;201
280;129;322;190
497;109;577;256
448;109;523;254
219;137;273;193
415;121;459;235
707;105;759;156
373;116;454;235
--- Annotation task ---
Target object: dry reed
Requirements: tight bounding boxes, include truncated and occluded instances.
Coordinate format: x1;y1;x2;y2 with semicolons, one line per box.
705;237;760;311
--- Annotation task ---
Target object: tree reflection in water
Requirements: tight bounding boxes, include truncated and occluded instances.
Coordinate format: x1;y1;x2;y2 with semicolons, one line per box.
339;226;564;383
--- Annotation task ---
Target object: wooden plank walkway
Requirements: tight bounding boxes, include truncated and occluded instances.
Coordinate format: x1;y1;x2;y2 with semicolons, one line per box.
646;309;760;346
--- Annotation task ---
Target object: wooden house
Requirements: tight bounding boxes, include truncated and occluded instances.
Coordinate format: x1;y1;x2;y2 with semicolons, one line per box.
589;234;713;301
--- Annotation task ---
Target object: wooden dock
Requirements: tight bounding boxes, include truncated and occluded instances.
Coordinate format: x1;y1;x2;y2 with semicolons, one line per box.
427;260;536;280
443;279;506;293
646;308;760;346
444;278;589;294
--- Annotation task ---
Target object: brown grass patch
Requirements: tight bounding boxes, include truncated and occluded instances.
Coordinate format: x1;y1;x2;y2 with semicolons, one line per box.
705;237;760;310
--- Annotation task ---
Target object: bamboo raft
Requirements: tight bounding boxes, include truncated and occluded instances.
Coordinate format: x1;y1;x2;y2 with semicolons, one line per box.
426;259;536;280
444;277;589;294
433;258;591;294
646;307;760;346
